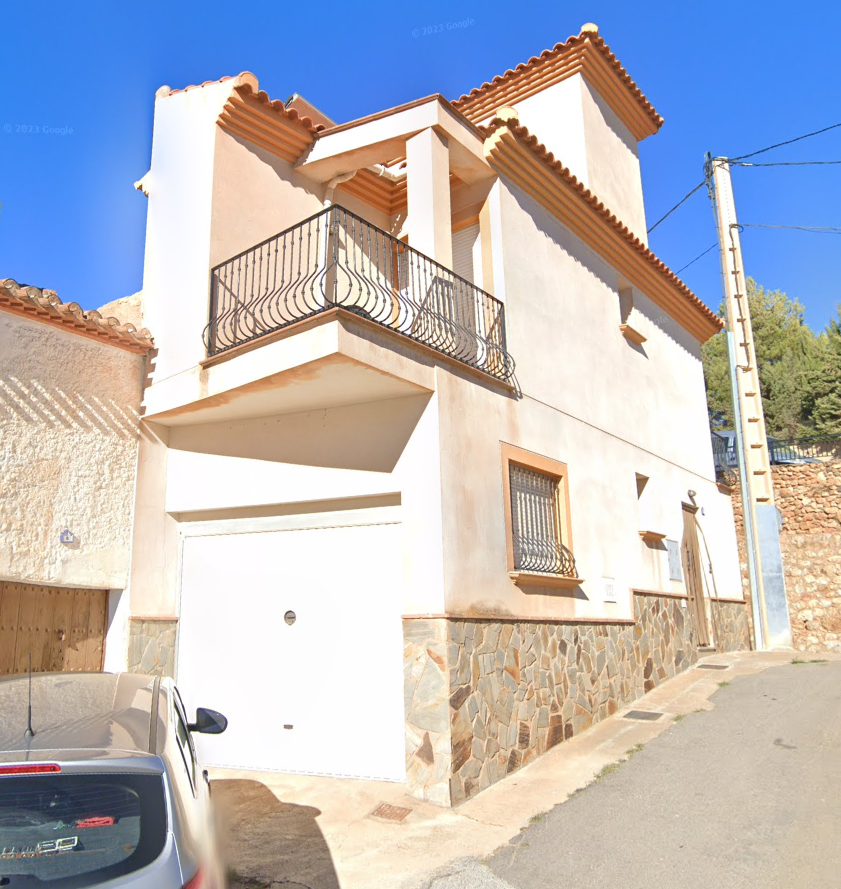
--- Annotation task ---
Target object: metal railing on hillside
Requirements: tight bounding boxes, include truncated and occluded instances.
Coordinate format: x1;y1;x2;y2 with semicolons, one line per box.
711;431;738;487
204;206;515;382
768;435;841;463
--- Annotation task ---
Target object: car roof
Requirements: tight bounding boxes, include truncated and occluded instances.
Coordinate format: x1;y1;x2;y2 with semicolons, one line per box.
0;672;164;757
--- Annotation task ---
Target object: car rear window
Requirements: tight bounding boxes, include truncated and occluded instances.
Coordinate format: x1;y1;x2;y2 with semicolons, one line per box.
0;772;167;886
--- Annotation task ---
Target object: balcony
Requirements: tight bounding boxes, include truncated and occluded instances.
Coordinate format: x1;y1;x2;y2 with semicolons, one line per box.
204;205;515;382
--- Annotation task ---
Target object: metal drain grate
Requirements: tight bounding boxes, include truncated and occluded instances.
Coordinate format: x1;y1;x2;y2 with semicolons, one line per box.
370;803;412;822
697;664;730;670
624;710;664;721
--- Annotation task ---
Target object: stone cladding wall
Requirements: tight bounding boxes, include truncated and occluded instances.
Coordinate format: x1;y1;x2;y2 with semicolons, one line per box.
403;618;453;807
402;594;750;806
732;462;841;651
710;599;752;653
127;619;177;677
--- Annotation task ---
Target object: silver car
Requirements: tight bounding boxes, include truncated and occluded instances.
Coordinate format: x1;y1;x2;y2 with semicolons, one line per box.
0;671;228;887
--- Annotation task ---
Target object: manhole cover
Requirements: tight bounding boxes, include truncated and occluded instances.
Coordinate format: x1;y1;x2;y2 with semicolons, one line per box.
697;664;730;670
624;710;663;721
370;803;412;822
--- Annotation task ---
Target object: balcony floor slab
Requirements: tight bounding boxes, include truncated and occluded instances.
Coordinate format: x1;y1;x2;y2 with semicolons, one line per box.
142;313;435;427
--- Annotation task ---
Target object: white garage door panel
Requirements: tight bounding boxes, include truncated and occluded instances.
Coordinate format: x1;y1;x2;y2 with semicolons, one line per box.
177;522;406;781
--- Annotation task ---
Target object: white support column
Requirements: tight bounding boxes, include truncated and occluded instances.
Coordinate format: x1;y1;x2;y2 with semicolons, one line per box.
406;128;453;268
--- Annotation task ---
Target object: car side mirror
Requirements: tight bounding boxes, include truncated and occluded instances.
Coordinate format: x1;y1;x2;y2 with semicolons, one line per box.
188;707;228;735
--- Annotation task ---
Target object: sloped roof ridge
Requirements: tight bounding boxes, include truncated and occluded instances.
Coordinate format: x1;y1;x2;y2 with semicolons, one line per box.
165;74;238;96
454;29;662;131
483;116;720;330
0;278;154;353
161;72;324;134
231;80;324;134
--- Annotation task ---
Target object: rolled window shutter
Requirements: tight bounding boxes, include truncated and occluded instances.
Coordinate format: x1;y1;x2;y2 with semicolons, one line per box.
452;223;480;284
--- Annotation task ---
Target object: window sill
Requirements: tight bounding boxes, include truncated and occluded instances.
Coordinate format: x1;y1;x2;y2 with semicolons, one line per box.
509;571;584;589
620;323;647;346
639;530;667;543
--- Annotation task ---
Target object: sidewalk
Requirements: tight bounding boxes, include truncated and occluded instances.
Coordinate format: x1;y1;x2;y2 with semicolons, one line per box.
211;650;821;889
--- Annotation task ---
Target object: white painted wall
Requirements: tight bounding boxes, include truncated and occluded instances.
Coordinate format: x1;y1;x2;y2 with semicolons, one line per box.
580;80;648;242
128;393;447;618
514;77;589;188
0;312;145;589
129;73;739;635
430;177;741;620
506;74;648;242
140;80;239;382
103;589;130;671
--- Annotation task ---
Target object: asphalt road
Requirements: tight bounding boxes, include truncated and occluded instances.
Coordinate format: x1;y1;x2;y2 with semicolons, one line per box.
428;659;841;889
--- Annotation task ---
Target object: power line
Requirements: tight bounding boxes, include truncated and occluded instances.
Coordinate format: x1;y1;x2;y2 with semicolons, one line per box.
647;179;707;233
674;242;718;275
732;159;841;167
730;121;841;162
739;223;841;234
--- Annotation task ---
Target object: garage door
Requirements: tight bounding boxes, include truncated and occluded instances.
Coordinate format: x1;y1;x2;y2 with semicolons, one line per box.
176;520;406;781
0;582;107;676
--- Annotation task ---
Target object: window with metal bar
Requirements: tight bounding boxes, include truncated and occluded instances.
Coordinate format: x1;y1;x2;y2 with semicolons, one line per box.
509;463;575;576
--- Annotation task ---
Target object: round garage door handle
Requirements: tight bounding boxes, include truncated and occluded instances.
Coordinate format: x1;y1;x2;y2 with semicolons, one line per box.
284;611;296;625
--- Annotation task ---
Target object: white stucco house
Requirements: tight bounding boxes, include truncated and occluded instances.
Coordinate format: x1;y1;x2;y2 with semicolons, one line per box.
0;278;152;677
123;23;750;806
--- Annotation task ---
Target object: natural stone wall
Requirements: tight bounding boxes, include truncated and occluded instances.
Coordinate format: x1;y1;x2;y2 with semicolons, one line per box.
127;619;177;677
710;599;751;652
733;463;841;651
780;533;841;652
444;595;708;805
403;619;452;806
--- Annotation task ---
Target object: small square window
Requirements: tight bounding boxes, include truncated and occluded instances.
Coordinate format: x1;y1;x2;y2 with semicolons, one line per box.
666;539;683;581
502;444;580;587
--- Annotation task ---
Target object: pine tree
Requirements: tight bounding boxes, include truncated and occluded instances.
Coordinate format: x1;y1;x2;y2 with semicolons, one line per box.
702;278;819;437
804;308;841;435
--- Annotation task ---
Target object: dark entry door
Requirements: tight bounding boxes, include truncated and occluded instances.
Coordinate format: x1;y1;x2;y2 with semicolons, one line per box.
0;582;107;675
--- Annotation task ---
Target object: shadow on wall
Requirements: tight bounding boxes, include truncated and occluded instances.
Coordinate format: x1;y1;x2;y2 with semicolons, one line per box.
0;374;140;439
212;779;340;889
506;185;702;359
168;393;431;473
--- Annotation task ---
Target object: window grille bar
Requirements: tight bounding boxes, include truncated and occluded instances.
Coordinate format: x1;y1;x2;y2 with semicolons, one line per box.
510;464;576;577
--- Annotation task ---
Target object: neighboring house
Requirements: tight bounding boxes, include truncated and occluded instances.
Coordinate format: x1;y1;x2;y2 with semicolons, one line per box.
126;24;750;806
0;278;152;677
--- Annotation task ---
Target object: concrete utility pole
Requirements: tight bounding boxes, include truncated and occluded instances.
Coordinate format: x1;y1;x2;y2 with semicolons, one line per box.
706;155;792;649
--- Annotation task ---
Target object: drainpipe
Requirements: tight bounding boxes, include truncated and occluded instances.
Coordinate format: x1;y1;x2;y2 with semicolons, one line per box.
322;172;357;306
324;171;357;208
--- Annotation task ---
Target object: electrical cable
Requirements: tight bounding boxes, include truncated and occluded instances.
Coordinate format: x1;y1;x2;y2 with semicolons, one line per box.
739;223;841;234
730;121;841;161
731;159;841;167
647;179;707;234
675;242;718;275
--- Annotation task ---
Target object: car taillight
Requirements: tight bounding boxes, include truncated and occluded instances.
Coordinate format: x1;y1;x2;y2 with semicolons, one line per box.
182;867;205;889
0;763;61;775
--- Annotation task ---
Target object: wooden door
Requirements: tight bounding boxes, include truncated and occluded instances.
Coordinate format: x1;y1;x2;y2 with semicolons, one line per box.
681;506;711;647
0;582;107;675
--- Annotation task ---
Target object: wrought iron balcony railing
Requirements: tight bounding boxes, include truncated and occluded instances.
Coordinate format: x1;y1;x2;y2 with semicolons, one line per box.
711;431;737;487
204;205;515;381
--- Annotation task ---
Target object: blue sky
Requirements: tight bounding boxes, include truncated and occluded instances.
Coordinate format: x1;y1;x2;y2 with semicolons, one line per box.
2;0;840;331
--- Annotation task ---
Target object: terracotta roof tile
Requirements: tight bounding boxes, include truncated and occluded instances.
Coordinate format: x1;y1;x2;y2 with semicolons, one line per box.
161;72;325;137
232;80;324;135
454;28;663;139
0;279;154;354
482;115;721;335
165;74;237;96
